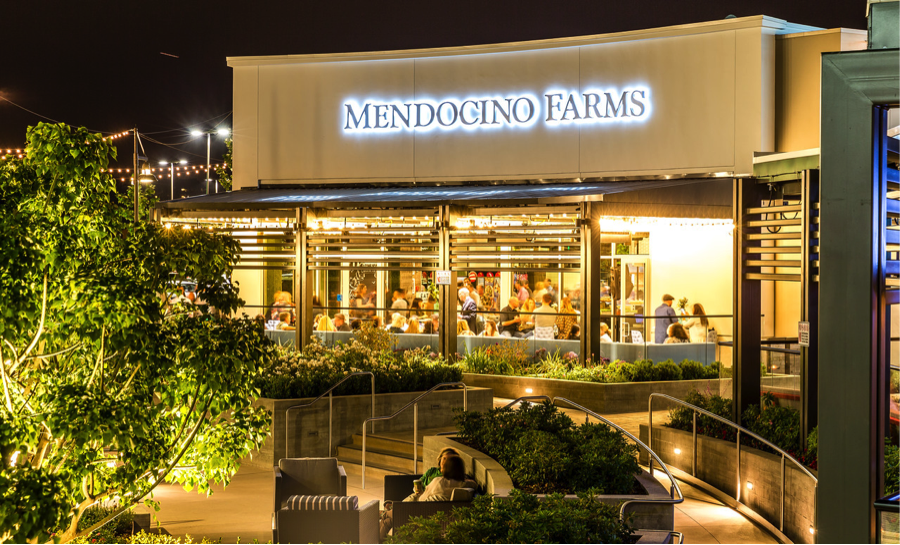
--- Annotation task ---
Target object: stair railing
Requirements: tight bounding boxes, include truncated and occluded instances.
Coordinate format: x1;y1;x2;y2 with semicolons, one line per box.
360;382;467;488
284;372;375;460
649;392;818;539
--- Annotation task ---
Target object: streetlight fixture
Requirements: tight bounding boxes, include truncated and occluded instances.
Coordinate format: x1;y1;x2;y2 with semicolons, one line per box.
190;127;230;194
160;160;188;200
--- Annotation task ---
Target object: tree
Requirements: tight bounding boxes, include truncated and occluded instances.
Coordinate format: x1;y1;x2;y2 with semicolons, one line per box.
0;123;271;543
214;138;232;191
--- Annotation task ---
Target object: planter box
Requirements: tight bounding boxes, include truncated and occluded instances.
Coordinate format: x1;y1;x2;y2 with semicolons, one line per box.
424;436;674;533
245;387;492;469
639;424;817;544
463;373;731;414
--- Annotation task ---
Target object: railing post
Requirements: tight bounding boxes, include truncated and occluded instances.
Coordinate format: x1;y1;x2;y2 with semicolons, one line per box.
463;385;467;412
692;410;697;477
370;375;375;434
328;391;333;457
362;425;367;489
780;454;786;532
648;397;654;477
736;429;742;502
413;402;418;474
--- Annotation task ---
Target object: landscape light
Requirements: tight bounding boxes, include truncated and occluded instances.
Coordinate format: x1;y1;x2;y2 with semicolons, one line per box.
673;448;681;455
746;482;753;491
525;388;533;394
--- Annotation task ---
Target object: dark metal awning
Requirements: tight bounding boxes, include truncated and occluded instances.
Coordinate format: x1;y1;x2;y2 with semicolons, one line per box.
160;179;729;210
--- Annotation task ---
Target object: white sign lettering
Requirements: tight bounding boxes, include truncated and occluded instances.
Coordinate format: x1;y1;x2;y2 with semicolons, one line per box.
343;87;651;133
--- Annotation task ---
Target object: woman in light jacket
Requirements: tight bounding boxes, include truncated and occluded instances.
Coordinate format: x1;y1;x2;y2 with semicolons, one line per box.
682;303;709;343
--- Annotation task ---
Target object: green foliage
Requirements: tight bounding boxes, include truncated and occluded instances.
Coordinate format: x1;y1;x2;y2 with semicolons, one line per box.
806;425;818;461
257;330;460;399
666;390;818;469
0;123;271;543
213;138;232;192
455;401;640;495
460;347;721;384
885;440;899;496
457;340;530;376
69;530;225;544
389;488;634;544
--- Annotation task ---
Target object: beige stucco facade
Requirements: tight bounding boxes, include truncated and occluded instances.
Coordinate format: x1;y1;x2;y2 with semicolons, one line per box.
228;16;829;190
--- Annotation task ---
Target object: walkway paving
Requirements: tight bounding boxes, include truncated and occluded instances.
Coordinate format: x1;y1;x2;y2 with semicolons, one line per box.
136;398;778;544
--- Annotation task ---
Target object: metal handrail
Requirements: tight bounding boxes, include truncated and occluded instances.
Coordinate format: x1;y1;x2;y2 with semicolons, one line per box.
284;372;375;460
360;381;467;488
552;397;684;523
649;393;818;538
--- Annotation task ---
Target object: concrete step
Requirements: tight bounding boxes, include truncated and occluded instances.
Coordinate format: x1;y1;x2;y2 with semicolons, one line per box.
339;458;409;483
349;433;425;458
337;443;422;474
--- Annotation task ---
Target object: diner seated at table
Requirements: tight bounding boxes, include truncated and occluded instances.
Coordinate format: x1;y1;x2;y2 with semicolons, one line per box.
518;298;536;337
333;313;351;331
317;315;336;332
499;297;522;337
479;320;500;337
664;323;690;344
276;311;294;331
598;322;612;342
389;313;406;333
457;321;474;336
555;296;578;339
406;317;421;334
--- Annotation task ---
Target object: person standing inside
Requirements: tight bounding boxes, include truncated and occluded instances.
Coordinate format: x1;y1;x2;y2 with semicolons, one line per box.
391;289;409;314
682;303;710;343
458;287;477;333
654;294;678;344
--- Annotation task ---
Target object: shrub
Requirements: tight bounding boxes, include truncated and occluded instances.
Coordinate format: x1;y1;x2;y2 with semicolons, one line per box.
256;330;461;399
458;340;530;376
455;401;639;495
885;440;899;495
666;390;819;468
389;489;634;544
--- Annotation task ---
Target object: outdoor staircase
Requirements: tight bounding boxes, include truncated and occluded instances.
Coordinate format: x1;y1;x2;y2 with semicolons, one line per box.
337;433;425;481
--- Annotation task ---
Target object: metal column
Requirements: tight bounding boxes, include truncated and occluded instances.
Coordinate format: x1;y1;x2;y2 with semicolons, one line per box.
583;201;606;365
818;49;898;544
800;170;820;441
733;178;765;419
295;208;313;349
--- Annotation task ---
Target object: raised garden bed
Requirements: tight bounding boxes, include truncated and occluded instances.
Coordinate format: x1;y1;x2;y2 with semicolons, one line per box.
463;373;730;414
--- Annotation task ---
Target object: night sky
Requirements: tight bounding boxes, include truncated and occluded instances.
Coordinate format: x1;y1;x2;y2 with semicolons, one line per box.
1;0;866;197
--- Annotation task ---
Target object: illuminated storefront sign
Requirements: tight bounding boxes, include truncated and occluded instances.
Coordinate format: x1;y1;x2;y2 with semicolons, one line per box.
343;87;650;133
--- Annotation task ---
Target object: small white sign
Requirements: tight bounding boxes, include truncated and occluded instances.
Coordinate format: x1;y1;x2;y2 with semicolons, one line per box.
435;270;453;286
798;321;810;347
631;330;644;344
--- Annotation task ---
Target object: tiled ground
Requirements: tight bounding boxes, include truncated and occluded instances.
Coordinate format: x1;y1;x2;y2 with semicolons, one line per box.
137;401;778;544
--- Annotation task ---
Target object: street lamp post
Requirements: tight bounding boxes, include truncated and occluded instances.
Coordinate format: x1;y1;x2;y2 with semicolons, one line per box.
160;160;187;200
190;128;230;194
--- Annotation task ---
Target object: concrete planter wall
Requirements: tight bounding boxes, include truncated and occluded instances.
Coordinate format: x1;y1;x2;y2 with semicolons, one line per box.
639;424;817;544
463;373;731;414
424;436;675;533
246;387;492;469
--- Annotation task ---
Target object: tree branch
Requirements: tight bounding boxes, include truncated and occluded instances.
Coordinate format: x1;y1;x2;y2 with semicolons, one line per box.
65;390;218;544
15;273;49;369
166;383;202;455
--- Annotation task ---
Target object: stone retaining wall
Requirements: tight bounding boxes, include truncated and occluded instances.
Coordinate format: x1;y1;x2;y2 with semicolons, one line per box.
463;373;731;414
639;424;817;544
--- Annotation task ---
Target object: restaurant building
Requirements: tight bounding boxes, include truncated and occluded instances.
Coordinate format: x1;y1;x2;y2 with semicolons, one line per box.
157;15;867;371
